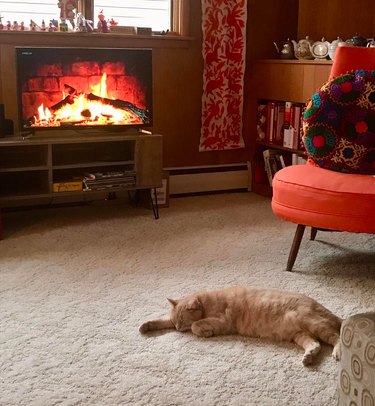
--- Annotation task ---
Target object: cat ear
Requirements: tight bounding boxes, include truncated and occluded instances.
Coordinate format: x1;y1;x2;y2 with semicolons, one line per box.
167;298;178;307
186;297;201;311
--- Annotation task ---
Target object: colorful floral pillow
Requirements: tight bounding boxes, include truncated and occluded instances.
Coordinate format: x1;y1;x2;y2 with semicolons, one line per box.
302;70;375;174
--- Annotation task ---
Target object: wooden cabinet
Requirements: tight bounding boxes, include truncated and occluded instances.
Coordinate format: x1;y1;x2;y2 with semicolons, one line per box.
253;59;332;103
250;59;332;197
0;132;163;237
243;0;375;197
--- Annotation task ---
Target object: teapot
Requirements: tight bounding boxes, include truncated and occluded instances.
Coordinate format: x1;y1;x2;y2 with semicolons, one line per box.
310;37;330;60
293;36;314;60
346;33;368;47
328;37;343;60
273;39;295;59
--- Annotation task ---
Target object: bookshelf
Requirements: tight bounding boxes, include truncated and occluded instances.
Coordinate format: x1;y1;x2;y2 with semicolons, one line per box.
251;59;332;196
0;132;163;238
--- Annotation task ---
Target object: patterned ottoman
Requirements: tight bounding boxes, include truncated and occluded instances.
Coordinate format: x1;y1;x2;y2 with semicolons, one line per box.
338;313;375;406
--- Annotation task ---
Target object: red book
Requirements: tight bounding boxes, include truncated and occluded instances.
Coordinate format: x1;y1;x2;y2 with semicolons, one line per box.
274;102;285;145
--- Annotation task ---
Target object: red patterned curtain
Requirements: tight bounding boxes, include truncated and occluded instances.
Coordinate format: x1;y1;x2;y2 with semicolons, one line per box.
200;0;247;151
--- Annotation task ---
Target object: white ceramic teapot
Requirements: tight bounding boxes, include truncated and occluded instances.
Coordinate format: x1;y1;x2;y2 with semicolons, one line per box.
328;37;343;60
310;38;330;60
293;36;314;60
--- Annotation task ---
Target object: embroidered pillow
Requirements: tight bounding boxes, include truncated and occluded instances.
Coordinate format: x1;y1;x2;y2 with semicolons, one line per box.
302;70;375;174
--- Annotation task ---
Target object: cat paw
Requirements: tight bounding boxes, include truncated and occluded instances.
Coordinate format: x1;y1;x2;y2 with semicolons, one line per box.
191;322;213;338
302;353;314;366
139;322;151;334
332;342;341;361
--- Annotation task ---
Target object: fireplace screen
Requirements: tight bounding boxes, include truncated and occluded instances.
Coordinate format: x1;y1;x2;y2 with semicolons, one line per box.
16;47;153;131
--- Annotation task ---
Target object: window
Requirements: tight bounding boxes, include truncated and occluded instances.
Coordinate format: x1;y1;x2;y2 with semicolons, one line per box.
94;1;171;32
0;0;172;32
0;0;60;26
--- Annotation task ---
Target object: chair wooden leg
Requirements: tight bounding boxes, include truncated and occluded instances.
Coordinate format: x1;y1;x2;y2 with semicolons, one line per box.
286;224;306;272
310;227;318;241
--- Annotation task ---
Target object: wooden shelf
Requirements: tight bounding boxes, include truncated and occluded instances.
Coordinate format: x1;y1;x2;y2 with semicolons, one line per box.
0;132;162;206
257;59;333;65
256;141;306;155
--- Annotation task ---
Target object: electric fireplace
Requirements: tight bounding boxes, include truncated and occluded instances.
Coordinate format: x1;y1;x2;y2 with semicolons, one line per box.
16;47;153;132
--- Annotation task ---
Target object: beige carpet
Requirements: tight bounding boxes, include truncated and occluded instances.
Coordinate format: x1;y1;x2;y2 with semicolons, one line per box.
1;192;375;406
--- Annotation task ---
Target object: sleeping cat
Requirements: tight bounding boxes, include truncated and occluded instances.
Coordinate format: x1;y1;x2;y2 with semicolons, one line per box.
139;286;342;366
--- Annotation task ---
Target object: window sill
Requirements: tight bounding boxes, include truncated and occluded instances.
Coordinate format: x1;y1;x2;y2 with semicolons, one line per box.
0;30;194;49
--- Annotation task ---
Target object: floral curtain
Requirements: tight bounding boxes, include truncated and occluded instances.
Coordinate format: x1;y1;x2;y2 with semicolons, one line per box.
200;0;247;151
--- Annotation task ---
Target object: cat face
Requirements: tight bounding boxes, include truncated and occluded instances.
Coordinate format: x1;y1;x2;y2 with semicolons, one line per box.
168;297;203;331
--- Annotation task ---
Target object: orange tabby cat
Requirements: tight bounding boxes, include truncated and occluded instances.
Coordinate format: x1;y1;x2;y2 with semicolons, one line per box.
139;286;342;366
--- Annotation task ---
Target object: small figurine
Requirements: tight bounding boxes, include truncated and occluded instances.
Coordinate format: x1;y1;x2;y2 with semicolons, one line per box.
97;9;109;33
58;0;77;28
74;12;86;32
41;20;46;31
6;21;11;30
30;20;38;31
48;22;56;32
109;18;118;27
20;21;25;31
0;16;4;30
59;19;69;32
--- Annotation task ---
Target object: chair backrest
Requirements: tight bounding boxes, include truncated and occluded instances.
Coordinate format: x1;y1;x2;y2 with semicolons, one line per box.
329;46;375;79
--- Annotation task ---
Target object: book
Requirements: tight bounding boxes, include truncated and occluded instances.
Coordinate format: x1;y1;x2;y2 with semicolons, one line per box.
274;102;285;145
263;149;286;187
292;153;307;165
256;101;268;141
283;103;302;149
82;170;136;191
282;102;293;148
266;101;276;143
291;104;302;150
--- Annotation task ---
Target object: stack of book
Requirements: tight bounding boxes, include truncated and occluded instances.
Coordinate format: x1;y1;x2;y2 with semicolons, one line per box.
83;170;136;191
263;149;286;187
256;100;304;150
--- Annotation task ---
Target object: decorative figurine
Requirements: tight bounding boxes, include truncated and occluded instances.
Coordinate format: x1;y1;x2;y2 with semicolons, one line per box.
41;20;46;31
0;16;4;30
20;21;25;31
12;21;19;31
74;12;87;32
97;9;109;33
59;19;69;32
6;21;11;30
30;20;37;31
48;22;56;32
109;18;118;27
58;0;78;29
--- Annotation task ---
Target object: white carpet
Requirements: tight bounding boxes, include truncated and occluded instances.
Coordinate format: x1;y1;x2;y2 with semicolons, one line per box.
1;192;374;406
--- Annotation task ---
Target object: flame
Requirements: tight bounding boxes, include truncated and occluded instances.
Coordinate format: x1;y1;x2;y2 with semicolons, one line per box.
91;72;109;99
32;73;143;127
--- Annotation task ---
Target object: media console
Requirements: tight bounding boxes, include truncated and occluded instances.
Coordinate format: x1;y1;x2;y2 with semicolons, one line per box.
0;131;163;239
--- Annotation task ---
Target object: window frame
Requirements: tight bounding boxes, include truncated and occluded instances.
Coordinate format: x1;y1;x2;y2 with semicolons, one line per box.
80;0;189;36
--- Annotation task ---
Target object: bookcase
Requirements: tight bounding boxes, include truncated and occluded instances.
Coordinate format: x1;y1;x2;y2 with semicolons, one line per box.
0;132;163;238
251;59;332;196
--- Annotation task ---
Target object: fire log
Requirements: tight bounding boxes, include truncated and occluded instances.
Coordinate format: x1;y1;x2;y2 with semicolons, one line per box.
86;93;149;122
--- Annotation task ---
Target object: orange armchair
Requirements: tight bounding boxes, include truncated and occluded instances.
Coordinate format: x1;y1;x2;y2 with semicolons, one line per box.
271;46;375;271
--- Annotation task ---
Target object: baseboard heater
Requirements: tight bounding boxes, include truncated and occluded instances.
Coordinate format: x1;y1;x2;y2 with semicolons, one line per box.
166;162;252;195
